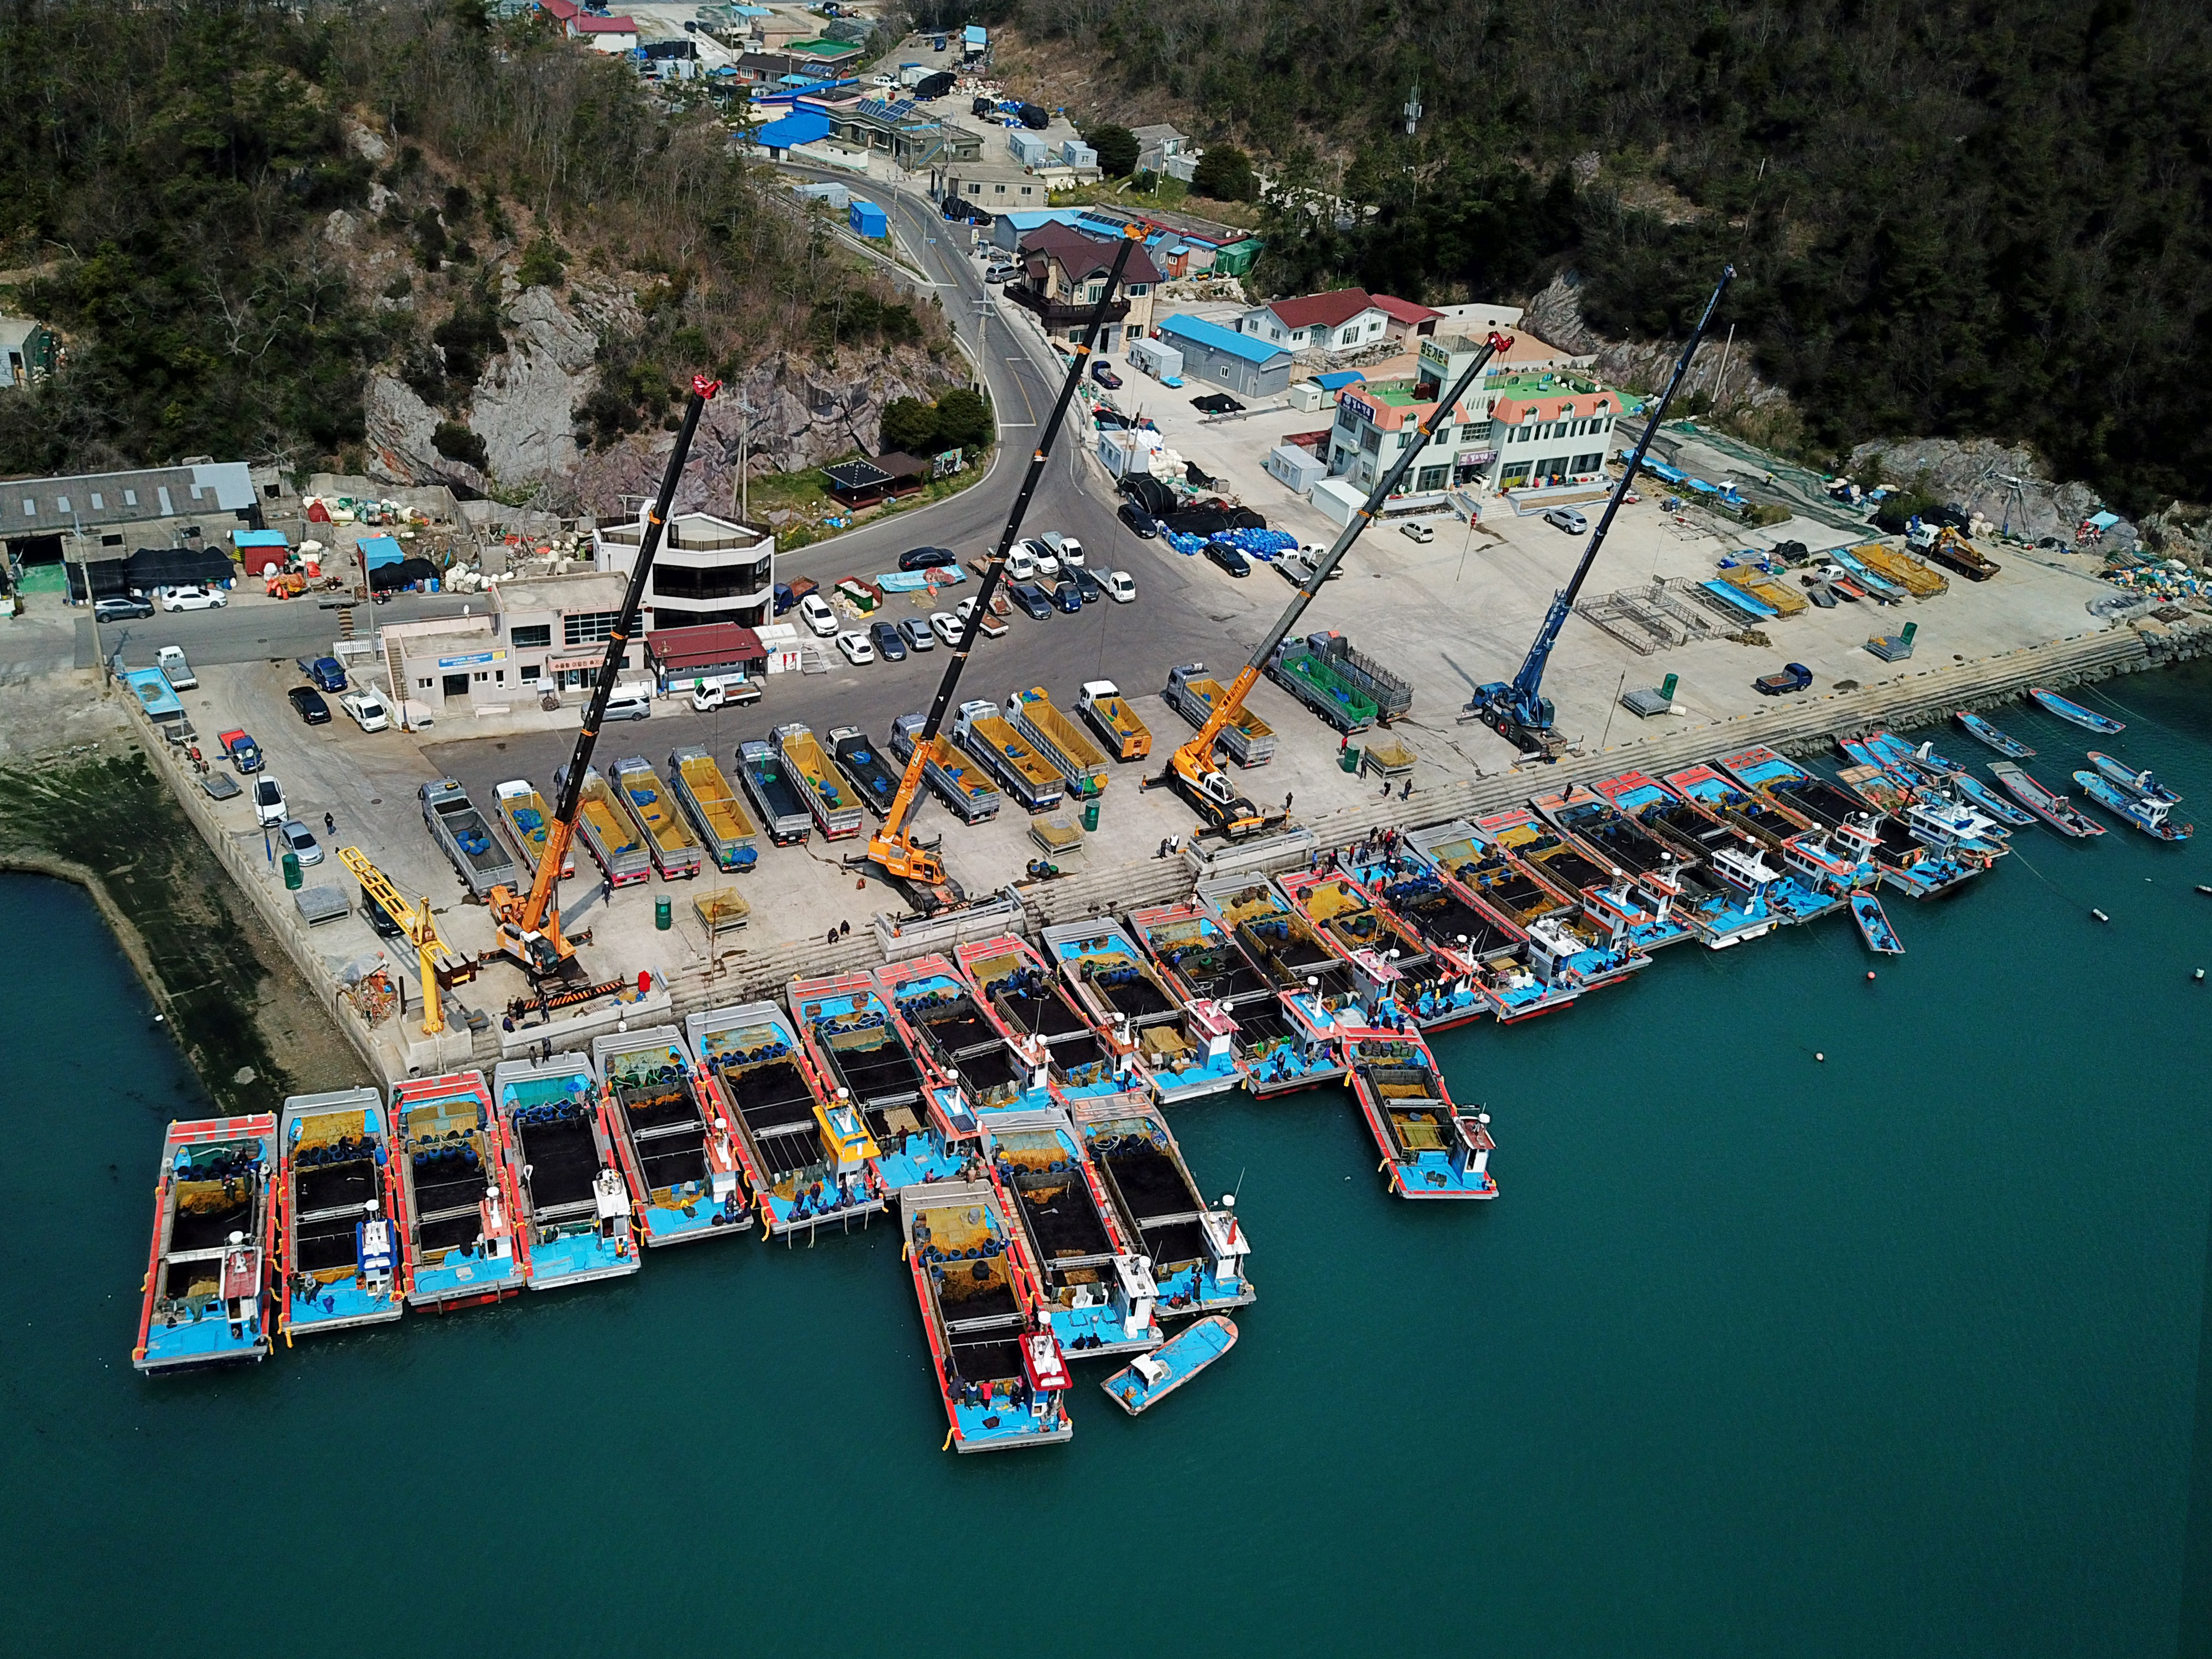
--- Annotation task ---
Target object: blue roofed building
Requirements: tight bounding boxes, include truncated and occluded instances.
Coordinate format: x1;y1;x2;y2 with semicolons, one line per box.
1152;315;1295;398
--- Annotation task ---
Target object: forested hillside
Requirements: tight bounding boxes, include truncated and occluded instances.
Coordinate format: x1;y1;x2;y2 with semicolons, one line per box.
0;0;937;494
1010;0;2211;511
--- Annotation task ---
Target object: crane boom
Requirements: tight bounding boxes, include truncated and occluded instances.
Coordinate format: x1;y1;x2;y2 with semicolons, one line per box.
1159;330;1518;836
1468;265;1734;755
338;846;462;1036
488;373;719;973
864;226;1145;895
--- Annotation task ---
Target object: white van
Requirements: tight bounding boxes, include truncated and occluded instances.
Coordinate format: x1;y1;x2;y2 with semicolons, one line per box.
688;675;762;713
601;687;653;722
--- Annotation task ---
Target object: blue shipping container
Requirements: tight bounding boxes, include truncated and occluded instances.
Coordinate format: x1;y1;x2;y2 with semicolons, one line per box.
849;199;888;238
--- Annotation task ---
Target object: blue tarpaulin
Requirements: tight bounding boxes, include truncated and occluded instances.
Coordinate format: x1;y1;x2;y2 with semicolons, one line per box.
357;534;403;569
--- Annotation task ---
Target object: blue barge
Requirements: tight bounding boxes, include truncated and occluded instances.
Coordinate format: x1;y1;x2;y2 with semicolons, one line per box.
902;1182;1074;1452
134;1112;278;1373
1131;899;1347;1095
984;1119;1163;1358
1042;917;1244;1102
277;1087;406;1338
1076;1100;1254;1318
1347;1034;1498;1200
491;1055;639;1290
593;1028;758;1243
392;1073;524;1310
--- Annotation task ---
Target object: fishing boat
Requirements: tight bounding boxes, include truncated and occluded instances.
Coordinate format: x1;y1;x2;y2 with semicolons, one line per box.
1954;710;2035;758
1130;900;1345;1095
1898;792;2010;865
1043;918;1244;1103
1949;771;2038;828
1588;770;1785;947
491;1055;638;1290
1989;761;2105;837
1355;849;1583;1021
902;1183;1073;1452
278;1087;406;1337
593;1028;763;1242
1838;733;1944;791
2086;752;2182;805
2028;686;2125;734
1276;868;1488;1030
693;995;881;1234
1102;1314;1238;1416
1654;770;1838;922
1849;893;1905;954
983;1121;1162;1357
958;935;1128;1103
133;1113;278;1372
878;954;1039;1131
2074;771;2192;841
1413;816;1577;929
1077;1102;1254;1316
1663;761;1819;848
1533;784;1704;902
390;1073;524;1308
1347;1034;1498;1199
1860;729;1967;778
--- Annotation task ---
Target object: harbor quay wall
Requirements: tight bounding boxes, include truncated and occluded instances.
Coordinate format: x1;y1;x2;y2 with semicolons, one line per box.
130;621;2172;1097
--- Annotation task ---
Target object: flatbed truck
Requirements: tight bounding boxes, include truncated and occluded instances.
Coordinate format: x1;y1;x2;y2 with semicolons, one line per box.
736;739;813;845
419;778;522;899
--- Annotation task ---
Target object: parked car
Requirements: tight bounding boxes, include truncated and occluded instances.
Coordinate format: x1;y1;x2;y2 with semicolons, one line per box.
158;585;227;612
837;630;877;666
1204;541;1252;578
1089;363;1122;389
296;654;348;692
1102;569;1137;604
957;595;1009;636
253;776;288;828
897;616;936;651
278;820;324;867
340;689;391;731
1752;662;1814;696
93;596;154;623
602;688;652;721
287;686;332;725
984;263;1020;284
1043;531;1084;567
930;610;964;646
798;593;839;637
1117;502;1158;539
1069;567;1104;604
1048;578;1084;613
1008;582;1053;620
1021;538;1060;579
1399;520;1436;544
868;620;907;661
1542;507;1589;534
897;545;956;572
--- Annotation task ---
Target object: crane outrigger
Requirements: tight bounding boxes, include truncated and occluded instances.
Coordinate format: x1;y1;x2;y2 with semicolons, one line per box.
1147;330;1519;838
1464;265;1735;758
860;225;1146;904
484;373;722;975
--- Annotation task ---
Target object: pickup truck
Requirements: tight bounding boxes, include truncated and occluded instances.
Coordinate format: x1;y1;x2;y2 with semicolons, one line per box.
155;645;197;692
216;728;263;773
1752;662;1814;696
296;655;348;692
340;689;390;731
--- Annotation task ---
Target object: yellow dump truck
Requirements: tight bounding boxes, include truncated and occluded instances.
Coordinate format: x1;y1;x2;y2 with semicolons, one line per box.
1162;662;1275;766
1851;541;1949;597
1006;687;1110;796
1076;680;1152;761
774;722;864;840
951;698;1065;813
669;746;759;872
610;755;702;880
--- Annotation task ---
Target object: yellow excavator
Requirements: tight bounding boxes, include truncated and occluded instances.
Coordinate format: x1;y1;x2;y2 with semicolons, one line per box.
862;227;1147;906
482;373;722;975
337;846;475;1037
1148;330;1519;838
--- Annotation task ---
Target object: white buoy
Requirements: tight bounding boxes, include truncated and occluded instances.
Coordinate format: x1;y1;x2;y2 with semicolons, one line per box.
2091;908;2110;923
1815;1052;1825;1062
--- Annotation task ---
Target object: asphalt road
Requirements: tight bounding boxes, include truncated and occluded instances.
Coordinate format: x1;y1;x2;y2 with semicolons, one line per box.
80;589;481;672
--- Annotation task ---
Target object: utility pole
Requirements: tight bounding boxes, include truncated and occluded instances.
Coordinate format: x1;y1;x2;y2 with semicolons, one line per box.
1403;85;1424;217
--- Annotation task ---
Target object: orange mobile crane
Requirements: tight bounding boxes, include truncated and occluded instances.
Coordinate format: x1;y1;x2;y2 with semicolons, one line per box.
484;373;722;975
860;226;1146;906
1147;330;1519;838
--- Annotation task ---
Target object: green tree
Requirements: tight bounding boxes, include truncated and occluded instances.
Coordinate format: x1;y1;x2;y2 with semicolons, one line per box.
1191;146;1258;202
930;388;992;453
1086;123;1139;179
432;421;488;469
879;397;940;455
517;234;565;288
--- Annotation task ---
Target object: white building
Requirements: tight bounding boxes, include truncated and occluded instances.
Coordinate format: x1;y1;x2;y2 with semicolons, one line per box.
591;510;775;630
1237;289;1396;358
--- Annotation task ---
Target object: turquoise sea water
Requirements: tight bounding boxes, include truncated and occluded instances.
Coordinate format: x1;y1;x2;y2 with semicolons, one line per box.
7;667;2211;1657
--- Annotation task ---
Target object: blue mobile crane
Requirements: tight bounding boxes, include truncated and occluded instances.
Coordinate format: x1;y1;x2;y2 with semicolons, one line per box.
1465;265;1735;758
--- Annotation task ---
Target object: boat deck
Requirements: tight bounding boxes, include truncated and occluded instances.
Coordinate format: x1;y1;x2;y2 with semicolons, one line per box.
280;1087;404;1335
495;1061;637;1289
393;1075;521;1306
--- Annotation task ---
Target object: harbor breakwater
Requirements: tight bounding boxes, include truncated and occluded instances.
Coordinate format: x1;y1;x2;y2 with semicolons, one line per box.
110;618;2191;1095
